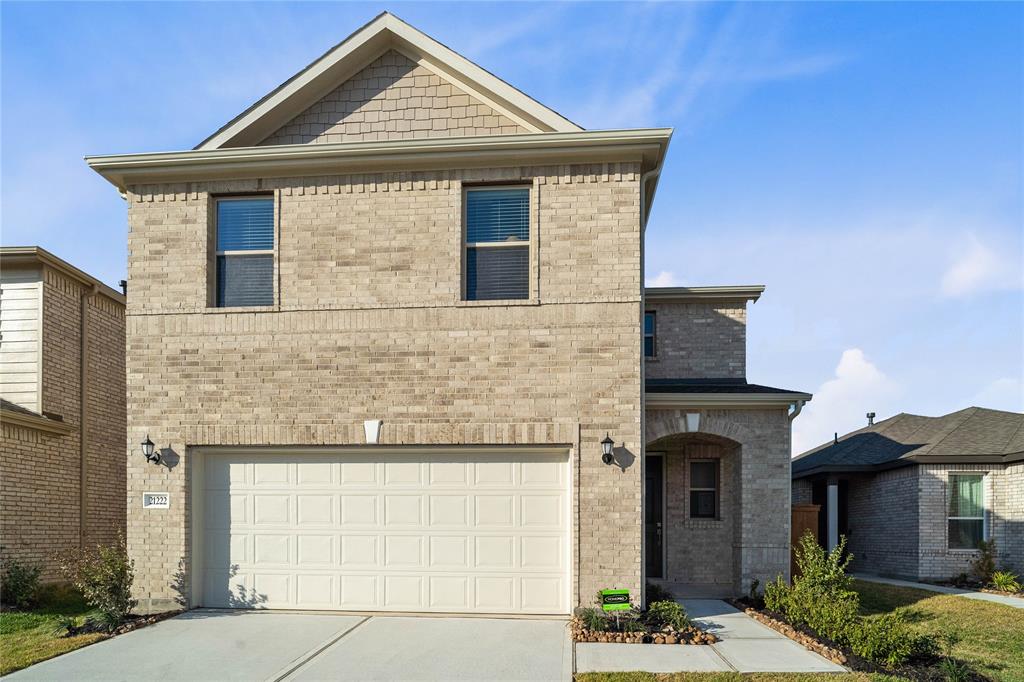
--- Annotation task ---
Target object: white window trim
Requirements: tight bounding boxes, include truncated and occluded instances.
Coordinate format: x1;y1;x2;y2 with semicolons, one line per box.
213;195;276;308
462;184;532;302
947;471;987;552
689;458;719;520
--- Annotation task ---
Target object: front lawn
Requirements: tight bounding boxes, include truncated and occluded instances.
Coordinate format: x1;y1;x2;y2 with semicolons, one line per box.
853;578;1024;681
0;585;106;675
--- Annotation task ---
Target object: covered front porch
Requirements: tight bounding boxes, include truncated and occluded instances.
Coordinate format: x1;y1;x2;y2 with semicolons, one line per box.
644;380;810;598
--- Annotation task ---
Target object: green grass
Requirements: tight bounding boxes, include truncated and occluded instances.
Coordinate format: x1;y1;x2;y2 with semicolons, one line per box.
575;674;884;682
0;585;106;675
853;578;1024;681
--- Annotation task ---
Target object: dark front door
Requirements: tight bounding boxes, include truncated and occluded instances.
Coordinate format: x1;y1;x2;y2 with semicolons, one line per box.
645;455;664;578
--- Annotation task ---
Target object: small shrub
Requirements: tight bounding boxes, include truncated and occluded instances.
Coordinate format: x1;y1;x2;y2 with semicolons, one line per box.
970;539;996;584
646;581;672;603
847;613;920;667
1;558;42;609
951;572;971;587
789;587;860;643
938;657;971;682
990;570;1022;593
576;606;608;631
763;575;790;613
56;533;136;631
645;600;689;631
748;578;761;601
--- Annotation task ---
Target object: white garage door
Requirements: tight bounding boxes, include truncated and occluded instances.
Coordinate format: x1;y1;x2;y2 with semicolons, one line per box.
199;449;570;614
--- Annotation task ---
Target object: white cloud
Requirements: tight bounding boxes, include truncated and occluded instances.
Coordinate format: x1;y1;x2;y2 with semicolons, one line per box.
792;348;900;455
646;271;679;287
970;377;1024;412
941;232;1022;297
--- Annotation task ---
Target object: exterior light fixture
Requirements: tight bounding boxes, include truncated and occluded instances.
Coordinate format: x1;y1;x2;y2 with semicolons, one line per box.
141;435;160;465
601;433;615;465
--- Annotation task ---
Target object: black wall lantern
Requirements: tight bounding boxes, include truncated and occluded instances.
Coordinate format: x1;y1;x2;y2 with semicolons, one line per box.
141;435;161;465
601;433;615;465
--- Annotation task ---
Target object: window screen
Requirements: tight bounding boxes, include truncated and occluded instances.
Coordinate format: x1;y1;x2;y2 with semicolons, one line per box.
216;197;274;307
690;460;718;519
948;474;984;549
465;188;529;300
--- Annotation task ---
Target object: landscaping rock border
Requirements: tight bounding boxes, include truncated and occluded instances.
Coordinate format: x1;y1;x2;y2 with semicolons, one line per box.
569;617;717;645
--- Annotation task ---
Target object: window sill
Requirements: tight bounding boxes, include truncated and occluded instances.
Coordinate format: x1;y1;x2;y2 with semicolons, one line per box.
455;299;540;307
204;305;279;314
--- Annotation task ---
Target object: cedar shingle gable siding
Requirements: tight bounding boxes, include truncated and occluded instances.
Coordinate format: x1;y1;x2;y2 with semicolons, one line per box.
259;50;528;145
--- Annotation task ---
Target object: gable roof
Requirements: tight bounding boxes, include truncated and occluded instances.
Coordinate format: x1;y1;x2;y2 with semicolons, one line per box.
198;12;582;150
792;407;1024;479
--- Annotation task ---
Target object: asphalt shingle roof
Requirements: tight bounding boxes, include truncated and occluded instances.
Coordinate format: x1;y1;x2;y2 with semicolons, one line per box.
792;407;1024;478
646;378;807;394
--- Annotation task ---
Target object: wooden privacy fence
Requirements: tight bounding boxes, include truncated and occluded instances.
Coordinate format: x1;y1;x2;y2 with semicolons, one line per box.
791;503;821;579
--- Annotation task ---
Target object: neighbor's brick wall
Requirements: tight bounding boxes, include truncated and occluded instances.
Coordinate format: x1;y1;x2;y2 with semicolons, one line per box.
644;301;746;379
846;468;919;578
791;479;813;505
124;162;643;612
0;267;125;579
657;441;736;588
260;50;527;146
647;408;791;594
918;463;1022;580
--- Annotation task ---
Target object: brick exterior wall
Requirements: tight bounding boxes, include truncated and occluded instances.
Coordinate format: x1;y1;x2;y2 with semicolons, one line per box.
0;265;126;580
124;162;643;612
644;301;746;379
653;441;736;589
260;50;527;146
918;463;1023;579
646;408;791;593
791;479;813;505
846;468;919;578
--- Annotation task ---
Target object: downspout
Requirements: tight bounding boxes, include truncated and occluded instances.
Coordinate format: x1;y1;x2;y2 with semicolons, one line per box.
79;283;98;548
638;155;664;608
788;399;806;422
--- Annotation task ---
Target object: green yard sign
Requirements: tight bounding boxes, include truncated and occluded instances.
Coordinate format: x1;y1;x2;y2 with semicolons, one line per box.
600;588;630;611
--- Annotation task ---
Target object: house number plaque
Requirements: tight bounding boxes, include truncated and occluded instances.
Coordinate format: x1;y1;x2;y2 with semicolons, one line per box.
143;492;170;509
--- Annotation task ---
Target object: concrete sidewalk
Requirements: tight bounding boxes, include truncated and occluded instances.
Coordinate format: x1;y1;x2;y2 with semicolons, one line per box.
853;573;1024;610
574;599;847;674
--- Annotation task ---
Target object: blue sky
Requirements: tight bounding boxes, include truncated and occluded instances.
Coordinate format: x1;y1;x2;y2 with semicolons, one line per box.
2;2;1021;453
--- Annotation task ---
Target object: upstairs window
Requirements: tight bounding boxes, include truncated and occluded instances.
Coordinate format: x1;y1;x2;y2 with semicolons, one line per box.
216;197;274;307
644;312;656;358
690;460;718;519
465;187;529;301
948;473;985;549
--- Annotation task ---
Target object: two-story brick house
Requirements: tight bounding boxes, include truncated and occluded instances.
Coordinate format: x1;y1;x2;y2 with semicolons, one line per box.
87;13;809;614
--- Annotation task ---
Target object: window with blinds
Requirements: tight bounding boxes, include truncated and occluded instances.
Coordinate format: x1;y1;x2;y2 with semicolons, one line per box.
464;187;529;300
215;197;274;307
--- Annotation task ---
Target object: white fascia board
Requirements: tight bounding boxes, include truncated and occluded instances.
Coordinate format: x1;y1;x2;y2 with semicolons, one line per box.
645;285;766;303
645;392;812;409
86;128;672;190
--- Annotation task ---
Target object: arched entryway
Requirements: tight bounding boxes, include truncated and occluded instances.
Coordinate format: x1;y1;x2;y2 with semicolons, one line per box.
645;432;742;597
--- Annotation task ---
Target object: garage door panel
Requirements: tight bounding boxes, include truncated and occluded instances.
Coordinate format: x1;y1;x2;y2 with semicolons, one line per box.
201;450;569;614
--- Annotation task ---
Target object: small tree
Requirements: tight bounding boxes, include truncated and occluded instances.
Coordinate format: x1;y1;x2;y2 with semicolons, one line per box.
56;533;136;630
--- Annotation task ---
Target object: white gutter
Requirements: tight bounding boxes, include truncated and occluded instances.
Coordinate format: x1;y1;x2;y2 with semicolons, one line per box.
85;128;673;191
645;392;813;409
788;399;807;422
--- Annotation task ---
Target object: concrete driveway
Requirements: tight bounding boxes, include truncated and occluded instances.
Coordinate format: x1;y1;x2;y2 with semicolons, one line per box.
7;610;572;682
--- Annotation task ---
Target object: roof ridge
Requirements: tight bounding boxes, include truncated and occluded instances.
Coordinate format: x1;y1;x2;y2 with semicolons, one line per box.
908;407;978;457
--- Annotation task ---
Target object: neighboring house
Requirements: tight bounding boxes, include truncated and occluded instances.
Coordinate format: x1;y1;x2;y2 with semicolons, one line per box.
0;247;126;579
86;13;809;615
792;407;1024;581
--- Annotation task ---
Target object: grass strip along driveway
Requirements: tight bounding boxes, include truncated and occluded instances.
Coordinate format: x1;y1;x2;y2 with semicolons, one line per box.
0;587;106;676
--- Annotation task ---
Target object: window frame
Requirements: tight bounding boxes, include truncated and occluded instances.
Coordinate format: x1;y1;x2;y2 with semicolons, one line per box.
213;194;276;309
461;184;532;302
688;458;719;520
644;311;657;359
947;472;987;551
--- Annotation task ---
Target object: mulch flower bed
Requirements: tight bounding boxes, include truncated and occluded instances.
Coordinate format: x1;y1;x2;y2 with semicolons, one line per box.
570;617;718;645
62;610;182;638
